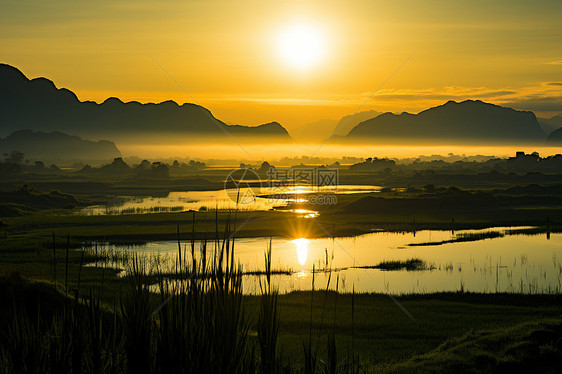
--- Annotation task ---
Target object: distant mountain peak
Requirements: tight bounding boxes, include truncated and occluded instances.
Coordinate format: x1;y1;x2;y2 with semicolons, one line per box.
346;100;545;144
102;97;124;105
30;77;57;88
259;121;282;128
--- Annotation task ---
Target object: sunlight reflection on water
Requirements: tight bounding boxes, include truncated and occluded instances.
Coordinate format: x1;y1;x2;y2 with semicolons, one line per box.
292;238;310;265
79;185;381;215
86;226;562;295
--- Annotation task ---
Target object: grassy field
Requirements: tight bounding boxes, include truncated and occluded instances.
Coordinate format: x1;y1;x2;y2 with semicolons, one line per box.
1;203;560;246
2;172;562;372
262;292;562;369
2;274;561;372
3;181;562;246
1;220;561;372
2;223;561;372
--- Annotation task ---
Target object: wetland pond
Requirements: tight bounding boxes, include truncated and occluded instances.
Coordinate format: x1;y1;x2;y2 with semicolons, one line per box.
79;185;384;216
87;227;562;295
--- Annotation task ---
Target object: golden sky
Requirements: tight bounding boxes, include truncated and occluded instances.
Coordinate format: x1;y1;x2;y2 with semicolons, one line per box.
2;0;561;129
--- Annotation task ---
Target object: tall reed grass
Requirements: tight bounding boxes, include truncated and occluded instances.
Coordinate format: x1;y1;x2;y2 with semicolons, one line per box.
0;214;365;373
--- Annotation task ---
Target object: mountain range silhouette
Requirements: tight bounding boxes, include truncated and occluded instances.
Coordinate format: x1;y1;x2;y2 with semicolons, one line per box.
540;114;562;140
0;63;290;140
0;130;121;163
1;64;556;146
345;100;546;144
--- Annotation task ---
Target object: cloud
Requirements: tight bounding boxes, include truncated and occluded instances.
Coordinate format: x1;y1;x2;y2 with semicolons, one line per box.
546;61;562;65
502;96;562;112
363;86;518;101
199;83;562;115
354;83;562;114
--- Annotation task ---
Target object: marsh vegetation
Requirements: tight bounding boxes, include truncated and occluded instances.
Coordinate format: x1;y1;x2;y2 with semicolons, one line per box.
2;154;562;372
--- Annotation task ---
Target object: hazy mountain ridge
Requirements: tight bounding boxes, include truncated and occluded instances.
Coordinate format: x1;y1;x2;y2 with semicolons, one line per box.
291;110;382;141
0;130;121;162
545;122;562;144
538;114;562;136
0;64;290;140
335;110;383;136
290;119;338;141
346;100;546;144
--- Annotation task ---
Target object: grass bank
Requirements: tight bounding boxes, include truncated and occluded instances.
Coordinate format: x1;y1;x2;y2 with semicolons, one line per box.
2;274;561;372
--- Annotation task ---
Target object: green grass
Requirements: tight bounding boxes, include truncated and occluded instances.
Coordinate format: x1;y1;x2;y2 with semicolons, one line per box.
1;221;255;373
1;210;334;241
4;181;562;245
2;179;562;372
245;292;562;369
378;317;562;373
2;275;561;373
2;207;560;247
1;217;561;371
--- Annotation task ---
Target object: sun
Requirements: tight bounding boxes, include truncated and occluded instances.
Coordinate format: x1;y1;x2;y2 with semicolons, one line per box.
277;23;327;70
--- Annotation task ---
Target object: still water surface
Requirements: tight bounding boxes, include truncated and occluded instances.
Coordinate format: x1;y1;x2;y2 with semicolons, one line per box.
80;185;383;215
89;227;562;295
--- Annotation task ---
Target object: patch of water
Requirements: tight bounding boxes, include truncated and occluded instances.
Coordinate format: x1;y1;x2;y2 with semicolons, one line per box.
79;185;383;215
85;227;562;295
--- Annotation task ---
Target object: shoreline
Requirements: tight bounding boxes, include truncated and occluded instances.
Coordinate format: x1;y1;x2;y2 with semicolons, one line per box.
2;209;555;242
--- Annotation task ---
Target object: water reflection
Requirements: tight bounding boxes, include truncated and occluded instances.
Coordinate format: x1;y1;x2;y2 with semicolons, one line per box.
85;227;562;295
290;209;319;218
292;238;309;265
79;185;382;215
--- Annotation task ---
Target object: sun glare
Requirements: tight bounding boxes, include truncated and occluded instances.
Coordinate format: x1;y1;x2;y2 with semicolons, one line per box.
277;23;326;70
292;238;310;265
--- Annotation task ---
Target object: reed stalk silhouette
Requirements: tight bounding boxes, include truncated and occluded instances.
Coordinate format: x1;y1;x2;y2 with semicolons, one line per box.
0;213;372;373
257;238;280;374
